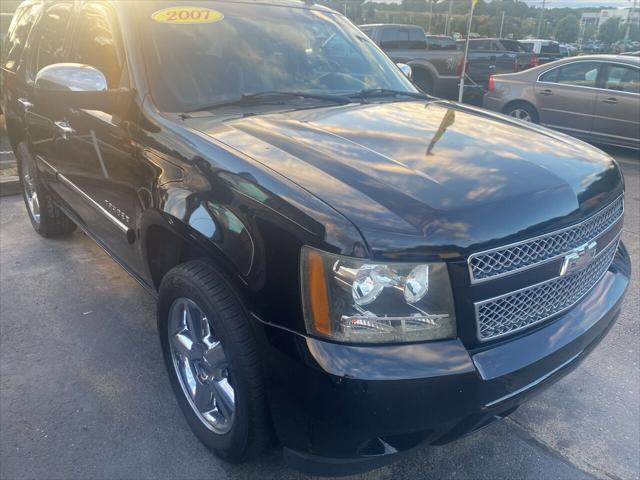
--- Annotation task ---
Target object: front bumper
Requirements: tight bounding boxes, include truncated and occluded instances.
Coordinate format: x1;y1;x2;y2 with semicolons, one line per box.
258;243;630;476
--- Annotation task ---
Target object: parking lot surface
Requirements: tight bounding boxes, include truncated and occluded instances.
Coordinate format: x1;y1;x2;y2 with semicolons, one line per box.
1;147;638;480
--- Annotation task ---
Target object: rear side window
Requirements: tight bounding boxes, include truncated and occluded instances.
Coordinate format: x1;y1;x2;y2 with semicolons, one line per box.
470;40;493;51
426;36;457;51
2;5;41;72
520;42;534;52
542;62;600;87
70;5;124;88
541;42;560;54
500;40;526;53
31;3;73;75
604;64;639;94
380;28;425;50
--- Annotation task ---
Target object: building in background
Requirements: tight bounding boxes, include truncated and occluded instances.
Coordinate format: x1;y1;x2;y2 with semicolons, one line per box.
580;7;640;31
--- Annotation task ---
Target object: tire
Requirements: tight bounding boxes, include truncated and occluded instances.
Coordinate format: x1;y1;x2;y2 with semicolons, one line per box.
158;260;271;463
504;102;539;124
16;142;76;238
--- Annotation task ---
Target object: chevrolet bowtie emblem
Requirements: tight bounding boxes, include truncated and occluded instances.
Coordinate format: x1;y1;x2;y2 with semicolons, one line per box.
560;241;598;276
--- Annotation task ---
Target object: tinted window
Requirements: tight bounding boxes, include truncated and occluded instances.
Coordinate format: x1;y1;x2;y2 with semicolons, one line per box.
553;62;599;87
71;6;123;88
604;64;639;94
380;27;425;50
32;3;72;74
470;40;493;51
539;68;558;83
541;42;560;54
500;40;527;52
520;42;534;52
426;36;456;50
2;5;41;72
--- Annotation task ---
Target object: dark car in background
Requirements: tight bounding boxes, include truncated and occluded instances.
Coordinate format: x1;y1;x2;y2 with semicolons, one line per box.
1;0;632;477
484;55;640;149
520;39;563;64
458;38;538;88
360;24;463;98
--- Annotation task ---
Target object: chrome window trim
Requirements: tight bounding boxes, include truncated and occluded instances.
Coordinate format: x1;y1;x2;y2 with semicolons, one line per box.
536;59;640;95
467;194;624;284
473;234;621;343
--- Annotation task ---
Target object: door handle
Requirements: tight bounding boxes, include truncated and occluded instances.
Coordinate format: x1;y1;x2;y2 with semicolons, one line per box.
54;121;76;140
539;89;553;96
17;98;33;111
602;97;618;104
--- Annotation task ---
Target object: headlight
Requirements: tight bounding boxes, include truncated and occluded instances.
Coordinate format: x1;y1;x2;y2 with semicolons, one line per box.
300;246;456;343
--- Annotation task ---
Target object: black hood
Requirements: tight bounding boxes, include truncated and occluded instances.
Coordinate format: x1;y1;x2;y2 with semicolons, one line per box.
186;100;623;258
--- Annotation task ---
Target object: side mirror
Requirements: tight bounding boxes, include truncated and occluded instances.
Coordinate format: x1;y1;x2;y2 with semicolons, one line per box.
34;63;129;114
397;63;412;79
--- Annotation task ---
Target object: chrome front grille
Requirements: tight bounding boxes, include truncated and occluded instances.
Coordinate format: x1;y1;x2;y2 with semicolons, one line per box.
475;236;620;341
469;196;624;283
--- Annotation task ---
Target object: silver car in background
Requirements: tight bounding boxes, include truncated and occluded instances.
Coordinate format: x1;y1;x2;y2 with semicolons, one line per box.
484;54;640;149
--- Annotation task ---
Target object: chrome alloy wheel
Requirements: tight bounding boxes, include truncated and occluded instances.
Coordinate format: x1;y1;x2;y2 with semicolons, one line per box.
168;298;235;434
509;108;532;122
21;155;40;224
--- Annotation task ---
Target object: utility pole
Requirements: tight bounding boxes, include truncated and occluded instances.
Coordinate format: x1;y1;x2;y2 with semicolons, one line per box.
499;11;505;37
536;0;546;38
624;0;638;46
428;0;434;34
445;0;453;36
459;0;478;102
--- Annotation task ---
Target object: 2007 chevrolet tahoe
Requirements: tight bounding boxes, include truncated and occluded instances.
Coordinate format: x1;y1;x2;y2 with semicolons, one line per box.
1;1;630;476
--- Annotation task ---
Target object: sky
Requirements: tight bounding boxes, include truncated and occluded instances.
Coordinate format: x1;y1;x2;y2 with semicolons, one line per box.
377;0;634;6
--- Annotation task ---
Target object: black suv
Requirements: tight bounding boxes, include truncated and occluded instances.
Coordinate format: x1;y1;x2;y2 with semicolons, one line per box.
1;1;630;476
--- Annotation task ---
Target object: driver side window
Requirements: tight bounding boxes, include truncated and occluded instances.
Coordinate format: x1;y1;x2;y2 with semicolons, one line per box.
70;5;124;89
31;3;73;76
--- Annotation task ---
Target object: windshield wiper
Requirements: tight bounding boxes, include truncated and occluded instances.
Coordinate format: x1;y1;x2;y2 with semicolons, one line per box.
351;88;431;101
186;91;351;113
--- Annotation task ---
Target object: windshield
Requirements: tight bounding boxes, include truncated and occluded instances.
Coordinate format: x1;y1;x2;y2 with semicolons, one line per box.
139;2;416;112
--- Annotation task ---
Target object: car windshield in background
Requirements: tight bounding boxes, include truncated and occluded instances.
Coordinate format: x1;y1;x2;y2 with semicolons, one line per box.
426;36;457;50
139;2;415;112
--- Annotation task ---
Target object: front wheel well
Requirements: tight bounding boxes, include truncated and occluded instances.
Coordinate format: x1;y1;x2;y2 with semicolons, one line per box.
146;225;205;291
410;66;435;93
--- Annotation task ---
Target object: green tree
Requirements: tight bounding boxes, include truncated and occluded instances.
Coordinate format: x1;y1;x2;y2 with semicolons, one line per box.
598;17;621;44
583;24;598;41
629;22;640;42
554;15;579;43
364;3;376;23
401;0;428;13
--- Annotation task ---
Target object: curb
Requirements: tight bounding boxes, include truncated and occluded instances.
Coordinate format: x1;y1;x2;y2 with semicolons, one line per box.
0;176;21;197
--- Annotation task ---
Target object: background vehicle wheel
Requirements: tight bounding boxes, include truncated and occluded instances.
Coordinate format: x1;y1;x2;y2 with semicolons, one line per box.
415;75;434;95
158;261;271;463
504;102;539;124
16;142;76;238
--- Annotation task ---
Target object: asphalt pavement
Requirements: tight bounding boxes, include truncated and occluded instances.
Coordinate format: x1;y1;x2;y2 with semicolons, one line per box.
0;146;638;480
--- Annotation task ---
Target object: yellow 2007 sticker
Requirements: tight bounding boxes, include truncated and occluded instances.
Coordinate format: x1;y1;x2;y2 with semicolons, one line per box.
151;6;224;24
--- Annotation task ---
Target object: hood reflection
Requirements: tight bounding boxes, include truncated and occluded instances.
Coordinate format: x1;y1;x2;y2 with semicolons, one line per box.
188;100;622;254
